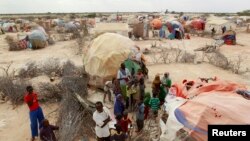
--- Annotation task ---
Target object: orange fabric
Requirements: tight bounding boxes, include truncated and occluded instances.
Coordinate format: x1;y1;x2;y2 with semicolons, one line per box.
177;80;249;141
151;19;162;30
172;84;187;98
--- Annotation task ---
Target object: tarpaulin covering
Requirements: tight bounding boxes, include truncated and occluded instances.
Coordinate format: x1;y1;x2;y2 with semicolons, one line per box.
124;59;141;74
28;29;47;41
162;80;249;141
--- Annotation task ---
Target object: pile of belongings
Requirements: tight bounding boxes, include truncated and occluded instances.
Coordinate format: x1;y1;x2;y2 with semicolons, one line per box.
5;34;28;51
84;33;146;88
222;30;236;45
161;78;250;141
166;21;185;40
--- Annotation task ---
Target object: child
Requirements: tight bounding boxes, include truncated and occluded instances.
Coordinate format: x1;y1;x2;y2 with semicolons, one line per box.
120;110;132;134
149;92;160;119
110;124;128;141
40;119;59;141
136;100;144;132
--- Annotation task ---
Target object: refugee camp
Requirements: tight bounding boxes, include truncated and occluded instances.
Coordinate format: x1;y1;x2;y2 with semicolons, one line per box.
0;0;250;141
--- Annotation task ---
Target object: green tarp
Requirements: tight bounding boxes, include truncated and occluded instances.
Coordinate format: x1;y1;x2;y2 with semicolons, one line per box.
124;59;141;73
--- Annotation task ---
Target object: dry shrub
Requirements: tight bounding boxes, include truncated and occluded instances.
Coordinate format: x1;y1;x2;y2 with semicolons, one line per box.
38;82;62;102
205;51;229;69
174;129;197;141
57;61;94;140
57;93;95;141
42;58;62;76
228;56;243;74
150;47;195;64
0;77;29;105
18;61;41;78
179;51;196;63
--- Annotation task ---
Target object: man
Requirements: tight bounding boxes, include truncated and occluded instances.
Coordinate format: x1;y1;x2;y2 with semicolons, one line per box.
117;63;131;108
136;101;145;133
24;86;45;141
40;119;59;141
93;101;112;141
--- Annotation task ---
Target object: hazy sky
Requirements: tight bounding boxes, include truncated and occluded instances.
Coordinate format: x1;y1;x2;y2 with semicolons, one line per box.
0;0;249;14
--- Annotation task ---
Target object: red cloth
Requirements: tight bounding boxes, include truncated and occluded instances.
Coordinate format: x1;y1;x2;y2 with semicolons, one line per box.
24;93;39;111
17;40;27;49
120;117;132;132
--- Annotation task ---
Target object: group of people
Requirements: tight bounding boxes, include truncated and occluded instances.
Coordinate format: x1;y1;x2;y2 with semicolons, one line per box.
93;62;172;141
24;86;58;141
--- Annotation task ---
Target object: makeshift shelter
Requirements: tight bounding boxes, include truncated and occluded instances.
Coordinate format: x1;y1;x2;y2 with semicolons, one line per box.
64;21;80;32
84;33;138;87
2;23;17;32
52;19;65;27
166;21;185;39
190;19;205;31
206;18;236;33
161;80;249;141
151;19;162;30
28;27;48;49
222;30;236;45
94;23;129;37
132;22;149;39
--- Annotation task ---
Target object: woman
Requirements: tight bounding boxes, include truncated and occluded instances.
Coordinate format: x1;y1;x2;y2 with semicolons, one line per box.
152;75;161;95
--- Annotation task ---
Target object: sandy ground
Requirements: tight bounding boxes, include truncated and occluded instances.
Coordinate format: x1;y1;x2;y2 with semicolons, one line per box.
0;103;58;141
0;31;249;140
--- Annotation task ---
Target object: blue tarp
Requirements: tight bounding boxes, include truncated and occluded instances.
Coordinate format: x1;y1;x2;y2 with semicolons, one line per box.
174;108;208;135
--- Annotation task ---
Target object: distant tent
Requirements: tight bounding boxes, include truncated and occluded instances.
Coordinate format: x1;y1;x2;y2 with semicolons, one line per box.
191;19;205;31
2;23;17;32
28;27;48;49
151;19;163;30
166;21;185;39
64;21;80;32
